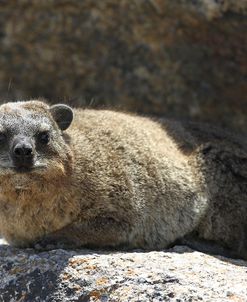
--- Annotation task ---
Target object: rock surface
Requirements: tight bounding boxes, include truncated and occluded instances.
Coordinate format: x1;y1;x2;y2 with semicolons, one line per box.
0;239;246;302
0;0;246;132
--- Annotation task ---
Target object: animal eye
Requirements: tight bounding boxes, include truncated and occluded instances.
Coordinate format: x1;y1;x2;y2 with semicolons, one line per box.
38;131;50;144
0;133;6;143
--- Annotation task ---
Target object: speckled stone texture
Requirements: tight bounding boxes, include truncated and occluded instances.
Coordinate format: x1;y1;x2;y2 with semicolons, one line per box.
0;0;246;132
0;240;246;302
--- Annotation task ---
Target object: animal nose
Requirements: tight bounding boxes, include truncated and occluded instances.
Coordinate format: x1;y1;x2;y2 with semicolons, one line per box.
11;137;35;169
13;143;33;158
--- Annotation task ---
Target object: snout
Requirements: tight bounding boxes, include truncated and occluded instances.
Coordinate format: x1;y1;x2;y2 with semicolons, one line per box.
11;136;35;169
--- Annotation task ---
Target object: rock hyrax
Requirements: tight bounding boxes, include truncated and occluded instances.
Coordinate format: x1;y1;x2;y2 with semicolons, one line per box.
0;100;246;259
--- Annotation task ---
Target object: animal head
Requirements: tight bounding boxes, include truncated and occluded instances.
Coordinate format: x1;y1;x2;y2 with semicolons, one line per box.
0;100;74;188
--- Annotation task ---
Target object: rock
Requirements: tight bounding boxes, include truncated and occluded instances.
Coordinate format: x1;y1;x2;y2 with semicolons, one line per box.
0;0;246;133
0;241;246;302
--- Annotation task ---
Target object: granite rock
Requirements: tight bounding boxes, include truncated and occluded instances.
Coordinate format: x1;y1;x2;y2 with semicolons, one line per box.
0;0;246;132
0;239;246;302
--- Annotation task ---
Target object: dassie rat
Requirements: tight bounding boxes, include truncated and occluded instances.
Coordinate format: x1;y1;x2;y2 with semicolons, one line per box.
0;100;246;260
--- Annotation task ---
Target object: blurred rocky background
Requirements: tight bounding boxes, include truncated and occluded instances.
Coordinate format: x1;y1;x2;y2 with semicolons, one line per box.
0;0;246;132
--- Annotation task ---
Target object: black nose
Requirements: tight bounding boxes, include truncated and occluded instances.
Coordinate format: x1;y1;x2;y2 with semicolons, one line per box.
13;143;33;158
12;137;35;169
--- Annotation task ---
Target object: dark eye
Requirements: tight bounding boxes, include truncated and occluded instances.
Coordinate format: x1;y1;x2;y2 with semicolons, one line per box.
0;133;6;143
38;131;50;144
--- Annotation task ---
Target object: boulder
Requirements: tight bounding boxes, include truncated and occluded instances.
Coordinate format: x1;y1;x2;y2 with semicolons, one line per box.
0;0;246;132
0;240;246;302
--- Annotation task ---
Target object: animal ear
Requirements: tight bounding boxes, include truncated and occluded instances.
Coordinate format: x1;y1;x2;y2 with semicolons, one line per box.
49;104;74;131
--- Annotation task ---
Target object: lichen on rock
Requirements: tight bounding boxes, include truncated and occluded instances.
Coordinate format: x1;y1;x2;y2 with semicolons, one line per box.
0;240;246;302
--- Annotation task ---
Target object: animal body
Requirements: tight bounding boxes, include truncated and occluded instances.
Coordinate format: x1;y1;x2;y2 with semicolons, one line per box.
0;100;246;260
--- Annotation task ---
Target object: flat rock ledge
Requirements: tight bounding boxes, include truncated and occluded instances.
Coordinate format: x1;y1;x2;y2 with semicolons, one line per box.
0;241;246;302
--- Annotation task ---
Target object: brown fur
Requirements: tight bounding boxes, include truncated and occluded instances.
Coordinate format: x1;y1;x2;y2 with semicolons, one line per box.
0;100;246;260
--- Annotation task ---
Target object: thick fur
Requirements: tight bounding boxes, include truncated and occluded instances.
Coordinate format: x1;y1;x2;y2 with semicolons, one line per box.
0;100;246;259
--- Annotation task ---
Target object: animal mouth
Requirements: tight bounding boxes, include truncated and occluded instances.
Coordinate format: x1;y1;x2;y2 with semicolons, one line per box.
13;166;34;173
14;163;47;173
0;162;47;172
